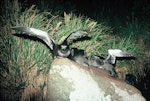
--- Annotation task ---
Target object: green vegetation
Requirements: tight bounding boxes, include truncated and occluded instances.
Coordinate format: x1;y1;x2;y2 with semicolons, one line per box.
0;0;149;100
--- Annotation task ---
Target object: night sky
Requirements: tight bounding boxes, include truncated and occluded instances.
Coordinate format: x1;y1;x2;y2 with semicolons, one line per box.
18;0;150;22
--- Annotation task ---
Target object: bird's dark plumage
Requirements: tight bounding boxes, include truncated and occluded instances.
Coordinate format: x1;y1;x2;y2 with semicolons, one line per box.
89;49;134;77
11;26;89;58
70;48;89;66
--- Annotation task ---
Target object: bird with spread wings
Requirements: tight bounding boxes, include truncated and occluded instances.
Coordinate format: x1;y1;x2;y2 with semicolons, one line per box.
89;49;134;77
11;26;89;58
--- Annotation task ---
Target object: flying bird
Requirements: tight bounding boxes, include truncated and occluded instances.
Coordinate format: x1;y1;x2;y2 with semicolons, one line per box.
89;49;134;77
11;26;88;58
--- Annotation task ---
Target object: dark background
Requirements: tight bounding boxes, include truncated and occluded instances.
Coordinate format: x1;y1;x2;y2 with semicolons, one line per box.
20;0;150;22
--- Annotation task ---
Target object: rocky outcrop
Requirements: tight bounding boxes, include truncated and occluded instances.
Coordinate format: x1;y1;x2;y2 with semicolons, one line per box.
46;58;146;101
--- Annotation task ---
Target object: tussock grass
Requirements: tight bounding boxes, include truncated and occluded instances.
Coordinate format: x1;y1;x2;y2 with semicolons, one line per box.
0;0;53;100
101;15;149;79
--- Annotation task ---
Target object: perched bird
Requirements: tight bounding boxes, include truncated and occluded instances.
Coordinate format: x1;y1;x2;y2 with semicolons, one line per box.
89;49;134;77
70;48;89;66
11;26;88;58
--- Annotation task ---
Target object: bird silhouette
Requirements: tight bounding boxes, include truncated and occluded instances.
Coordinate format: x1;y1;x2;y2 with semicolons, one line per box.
11;26;88;58
70;48;89;66
89;49;134;77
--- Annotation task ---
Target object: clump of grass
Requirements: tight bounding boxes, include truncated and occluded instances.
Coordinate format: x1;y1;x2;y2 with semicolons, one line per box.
99;15;149;79
0;0;54;100
56;12;112;56
110;17;149;79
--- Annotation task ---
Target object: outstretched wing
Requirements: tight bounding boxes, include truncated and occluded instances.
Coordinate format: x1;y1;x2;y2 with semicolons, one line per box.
108;49;134;57
63;30;89;44
106;49;134;64
11;26;55;50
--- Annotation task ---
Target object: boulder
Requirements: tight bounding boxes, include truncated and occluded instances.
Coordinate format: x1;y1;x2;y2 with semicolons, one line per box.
46;58;146;101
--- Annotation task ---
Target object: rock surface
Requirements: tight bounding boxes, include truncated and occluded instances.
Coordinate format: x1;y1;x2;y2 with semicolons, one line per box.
46;58;146;101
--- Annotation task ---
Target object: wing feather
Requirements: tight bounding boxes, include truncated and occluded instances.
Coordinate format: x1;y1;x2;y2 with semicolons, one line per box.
108;49;134;57
63;30;89;44
11;26;55;50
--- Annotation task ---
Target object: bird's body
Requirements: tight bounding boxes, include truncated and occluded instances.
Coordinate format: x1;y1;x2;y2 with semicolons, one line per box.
70;48;89;66
53;44;71;58
89;49;134;77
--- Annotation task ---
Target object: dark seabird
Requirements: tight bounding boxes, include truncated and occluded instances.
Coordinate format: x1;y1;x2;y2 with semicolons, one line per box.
11;26;88;58
89;49;134;77
70;48;89;66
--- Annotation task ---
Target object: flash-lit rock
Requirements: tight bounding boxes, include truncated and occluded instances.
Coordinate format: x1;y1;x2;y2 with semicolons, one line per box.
46;58;146;101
